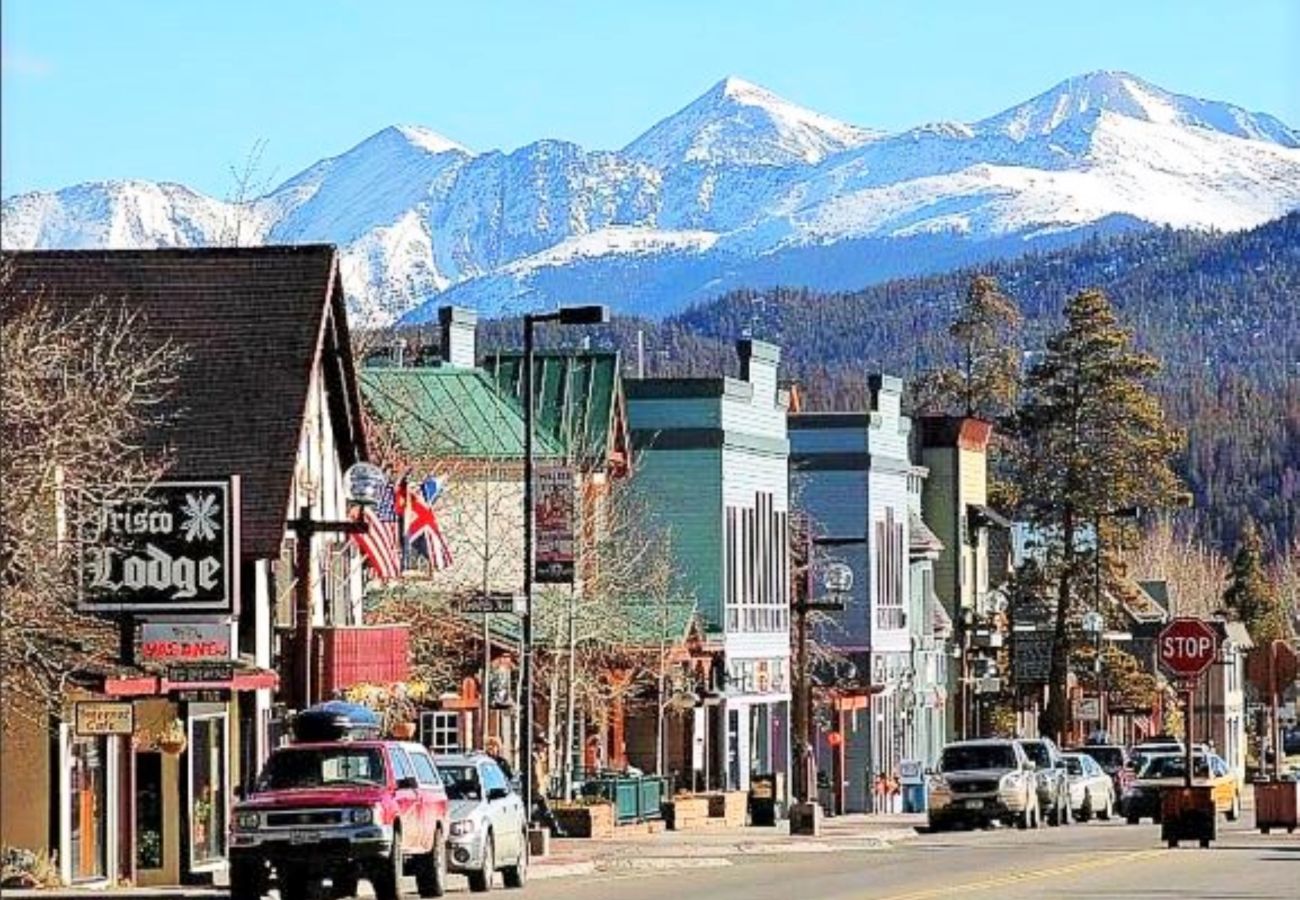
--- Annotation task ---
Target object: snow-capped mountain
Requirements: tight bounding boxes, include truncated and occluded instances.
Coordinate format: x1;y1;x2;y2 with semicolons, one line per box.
4;71;1298;324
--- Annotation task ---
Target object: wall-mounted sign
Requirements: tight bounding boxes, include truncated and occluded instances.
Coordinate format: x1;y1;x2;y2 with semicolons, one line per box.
140;621;232;663
166;662;235;685
75;702;135;736
534;467;575;583
1074;696;1102;721
80;480;237;613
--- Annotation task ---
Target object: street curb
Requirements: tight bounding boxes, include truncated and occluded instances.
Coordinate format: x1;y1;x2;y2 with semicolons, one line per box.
530;861;598;880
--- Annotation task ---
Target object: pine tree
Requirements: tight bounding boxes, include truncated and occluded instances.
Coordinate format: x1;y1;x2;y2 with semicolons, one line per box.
1223;521;1292;643
1012;289;1184;741
913;274;1023;420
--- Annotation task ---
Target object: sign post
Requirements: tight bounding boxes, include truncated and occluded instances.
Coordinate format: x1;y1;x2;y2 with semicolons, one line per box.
1156;617;1220;847
1157;617;1219;788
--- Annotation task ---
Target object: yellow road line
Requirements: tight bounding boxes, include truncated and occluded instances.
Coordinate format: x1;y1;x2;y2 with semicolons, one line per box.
869;848;1165;900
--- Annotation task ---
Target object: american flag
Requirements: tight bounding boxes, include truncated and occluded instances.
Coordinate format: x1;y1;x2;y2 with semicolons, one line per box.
351;482;402;580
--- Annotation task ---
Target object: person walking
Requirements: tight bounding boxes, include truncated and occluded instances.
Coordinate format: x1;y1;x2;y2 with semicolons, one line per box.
531;738;564;836
485;734;514;781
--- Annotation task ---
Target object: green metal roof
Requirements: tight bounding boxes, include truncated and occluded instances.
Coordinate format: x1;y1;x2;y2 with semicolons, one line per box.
360;366;563;460
485;351;624;466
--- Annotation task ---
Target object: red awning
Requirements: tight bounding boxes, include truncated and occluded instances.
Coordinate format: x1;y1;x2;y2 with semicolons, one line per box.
102;668;279;696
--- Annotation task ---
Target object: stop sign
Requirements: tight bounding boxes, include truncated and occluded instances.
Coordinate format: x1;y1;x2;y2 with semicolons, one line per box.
1158;617;1220;679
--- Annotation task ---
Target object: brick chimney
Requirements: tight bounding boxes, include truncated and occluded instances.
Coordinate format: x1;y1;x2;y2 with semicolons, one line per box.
438;306;477;368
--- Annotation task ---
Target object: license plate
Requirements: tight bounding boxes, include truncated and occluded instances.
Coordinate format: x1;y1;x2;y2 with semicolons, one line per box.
964;799;984;809
289;831;314;845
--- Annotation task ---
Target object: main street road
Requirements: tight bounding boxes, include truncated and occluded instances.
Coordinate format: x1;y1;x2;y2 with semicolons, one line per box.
518;819;1299;899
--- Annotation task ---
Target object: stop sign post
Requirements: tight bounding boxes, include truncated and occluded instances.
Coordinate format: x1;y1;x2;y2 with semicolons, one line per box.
1158;618;1220;789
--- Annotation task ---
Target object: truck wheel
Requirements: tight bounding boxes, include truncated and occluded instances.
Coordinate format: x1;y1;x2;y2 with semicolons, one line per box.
502;830;528;889
230;858;266;900
331;876;358;899
415;828;447;898
371;829;403;900
468;834;494;893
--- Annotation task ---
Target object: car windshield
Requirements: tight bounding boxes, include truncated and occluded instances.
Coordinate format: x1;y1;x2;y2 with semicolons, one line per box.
1081;747;1125;772
257;746;386;791
1138;755;1210;779
439;764;482;801
1020;742;1051;767
1063;756;1084;775
941;744;1016;771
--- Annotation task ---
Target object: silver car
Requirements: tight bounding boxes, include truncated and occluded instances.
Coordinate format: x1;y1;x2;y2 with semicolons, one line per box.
1061;752;1115;821
435;753;529;892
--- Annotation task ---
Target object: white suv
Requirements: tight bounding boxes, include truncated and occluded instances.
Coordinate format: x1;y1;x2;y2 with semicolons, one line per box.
928;739;1040;830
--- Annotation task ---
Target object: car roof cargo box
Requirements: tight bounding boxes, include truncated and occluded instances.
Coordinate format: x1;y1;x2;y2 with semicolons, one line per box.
293;701;381;742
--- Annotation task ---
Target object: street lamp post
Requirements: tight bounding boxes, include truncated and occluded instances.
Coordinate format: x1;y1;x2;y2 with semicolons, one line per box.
521;305;608;824
288;462;388;710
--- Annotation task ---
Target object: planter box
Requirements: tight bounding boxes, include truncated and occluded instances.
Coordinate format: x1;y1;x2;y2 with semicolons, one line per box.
1254;781;1300;834
706;791;748;827
1160;786;1217;848
553;804;615;839
662;796;711;832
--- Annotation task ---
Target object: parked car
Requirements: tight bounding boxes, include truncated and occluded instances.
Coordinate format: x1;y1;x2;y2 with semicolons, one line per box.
1121;751;1241;824
1016;738;1072;826
229;738;450;900
927;739;1040;831
436;752;529;892
1061;752;1115;821
1071;743;1132;799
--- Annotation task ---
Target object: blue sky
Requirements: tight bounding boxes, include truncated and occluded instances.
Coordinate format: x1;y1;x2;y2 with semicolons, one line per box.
3;1;1297;198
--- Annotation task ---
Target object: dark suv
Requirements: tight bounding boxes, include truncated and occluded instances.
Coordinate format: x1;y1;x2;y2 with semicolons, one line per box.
1017;738;1072;826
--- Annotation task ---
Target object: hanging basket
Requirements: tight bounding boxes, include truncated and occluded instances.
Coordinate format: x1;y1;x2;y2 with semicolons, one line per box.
390;721;417;740
158;735;188;755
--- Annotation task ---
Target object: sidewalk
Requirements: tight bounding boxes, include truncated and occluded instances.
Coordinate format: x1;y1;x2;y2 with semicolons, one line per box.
0;815;924;895
531;812;925;879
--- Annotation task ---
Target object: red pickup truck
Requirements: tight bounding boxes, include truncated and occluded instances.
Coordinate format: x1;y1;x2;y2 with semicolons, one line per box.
229;739;450;900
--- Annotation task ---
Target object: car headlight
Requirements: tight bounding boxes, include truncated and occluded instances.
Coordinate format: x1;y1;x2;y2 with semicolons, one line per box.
999;774;1018;789
450;820;477;837
235;812;260;830
348;807;375;825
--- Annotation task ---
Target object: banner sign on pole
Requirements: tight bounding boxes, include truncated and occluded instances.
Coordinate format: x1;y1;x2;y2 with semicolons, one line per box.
80;480;236;613
1013;631;1053;684
534;467;575;584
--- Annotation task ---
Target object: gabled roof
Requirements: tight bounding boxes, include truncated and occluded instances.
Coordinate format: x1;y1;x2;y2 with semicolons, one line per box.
485;350;629;473
909;510;944;558
1;246;368;560
359;366;563;461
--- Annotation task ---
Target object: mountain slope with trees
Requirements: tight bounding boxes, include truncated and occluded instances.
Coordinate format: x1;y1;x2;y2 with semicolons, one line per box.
473;213;1299;552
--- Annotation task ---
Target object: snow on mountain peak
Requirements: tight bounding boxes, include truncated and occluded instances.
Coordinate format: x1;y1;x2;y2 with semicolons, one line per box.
389;124;472;156
624;75;880;168
979;70;1299;147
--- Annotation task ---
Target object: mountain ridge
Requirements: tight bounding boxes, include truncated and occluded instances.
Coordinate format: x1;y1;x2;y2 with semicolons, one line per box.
4;70;1298;324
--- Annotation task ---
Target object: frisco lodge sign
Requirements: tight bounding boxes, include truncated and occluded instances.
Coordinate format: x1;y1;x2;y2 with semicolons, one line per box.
80;480;235;613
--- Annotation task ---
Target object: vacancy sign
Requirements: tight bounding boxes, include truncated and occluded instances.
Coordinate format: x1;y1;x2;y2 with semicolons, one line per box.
1158;617;1219;681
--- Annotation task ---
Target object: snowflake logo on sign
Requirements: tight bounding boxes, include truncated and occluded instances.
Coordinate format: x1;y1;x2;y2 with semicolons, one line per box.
179;492;221;542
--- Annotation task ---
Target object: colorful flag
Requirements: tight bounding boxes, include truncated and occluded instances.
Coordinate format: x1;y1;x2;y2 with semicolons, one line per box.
407;476;453;570
351;482;401;580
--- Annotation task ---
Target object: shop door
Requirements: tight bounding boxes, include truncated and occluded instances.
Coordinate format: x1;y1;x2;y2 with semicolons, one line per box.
187;710;228;872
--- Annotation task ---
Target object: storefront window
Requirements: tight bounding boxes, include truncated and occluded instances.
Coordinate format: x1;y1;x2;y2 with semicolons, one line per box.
189;714;227;868
68;736;108;881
